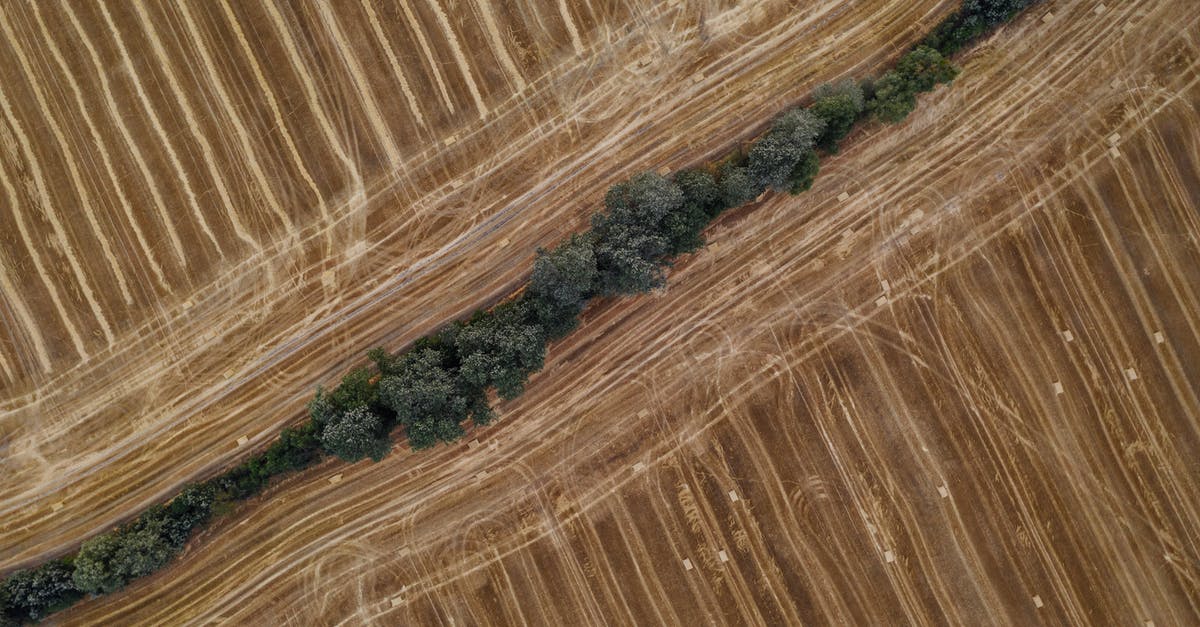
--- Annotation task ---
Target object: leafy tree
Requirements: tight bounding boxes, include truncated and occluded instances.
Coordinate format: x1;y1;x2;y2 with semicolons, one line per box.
717;164;762;209
378;350;460;424
924;0;1042;55
1;559;81;622
747;108;825;191
319;406;391;462
262;421;322;475
810;79;865;153
453;302;546;400
72;518;177;596
527;234;597;338
675;168;722;219
590;223;667;295
869;70;917;123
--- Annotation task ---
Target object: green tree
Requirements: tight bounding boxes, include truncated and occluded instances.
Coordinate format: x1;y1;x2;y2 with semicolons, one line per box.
810;79;865;153
869;70;917;123
1;559;81;622
717;164;762;209
319;406;391;462
528;234;598;338
453;302;546;400
72;532;124;595
675;168;722;219
379;349;467;439
747;108;825;191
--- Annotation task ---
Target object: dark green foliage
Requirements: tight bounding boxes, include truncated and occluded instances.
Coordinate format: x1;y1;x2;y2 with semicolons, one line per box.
787;151;821;195
527;234;598;339
159;483;216;546
896;46;960;92
72;518;177;596
1;559;81;622
319;406;391;462
589;171;693;296
810;79;866;153
379;348;469;448
675;168;723;219
453;301;546;400
869;46;958;123
367;347;401;377
924;0;1043;55
868;70;917;123
263;421;322;475
717;164;762;210
747;108;825;192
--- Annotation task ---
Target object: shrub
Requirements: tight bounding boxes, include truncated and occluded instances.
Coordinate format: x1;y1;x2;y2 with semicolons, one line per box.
787;151;821;195
810;79;866;153
869;46;958;123
379;349;468;447
675;168;722;219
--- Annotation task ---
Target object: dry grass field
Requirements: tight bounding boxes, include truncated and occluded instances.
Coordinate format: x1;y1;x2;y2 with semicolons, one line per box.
0;0;952;569
4;0;1200;625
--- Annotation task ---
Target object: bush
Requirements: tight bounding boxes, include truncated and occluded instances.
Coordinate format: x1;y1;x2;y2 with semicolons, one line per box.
810;79;865;153
319;406;391;462
869;46;958;123
675;168;723;219
787;151;821;195
1;559;81;622
747;108;825;192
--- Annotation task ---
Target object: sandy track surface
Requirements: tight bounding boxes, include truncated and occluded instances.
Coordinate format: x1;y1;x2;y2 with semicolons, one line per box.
52;0;1200;624
0;0;954;569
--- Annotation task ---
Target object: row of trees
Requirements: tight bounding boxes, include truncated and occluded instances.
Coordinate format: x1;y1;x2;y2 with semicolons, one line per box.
1;1;1041;622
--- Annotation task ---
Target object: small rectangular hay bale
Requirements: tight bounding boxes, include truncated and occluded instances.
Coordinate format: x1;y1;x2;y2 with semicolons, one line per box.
1126;368;1138;381
1110;147;1121;159
467;439;481;450
1108;132;1121;145
884;550;895;563
633;461;646;472
1061;329;1074;342
682;558;694;571
875;296;888;308
1033;595;1044;608
1093;4;1106;14
881;280;890;293
329;473;343;485
1154;331;1165;344
937;485;949;499
1041;12;1054;23
837;191;851;202
237;436;249;447
391;595;404;608
51;501;64;512
223;369;235;380
718;550;729;563
728;490;739;503
1053;381;1064;395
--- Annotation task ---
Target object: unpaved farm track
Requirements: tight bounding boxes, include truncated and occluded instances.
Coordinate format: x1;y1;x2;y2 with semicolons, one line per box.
0;0;954;569
49;0;1200;624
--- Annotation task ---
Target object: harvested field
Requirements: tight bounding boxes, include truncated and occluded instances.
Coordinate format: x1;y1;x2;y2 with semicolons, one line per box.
36;0;1200;624
0;0;952;568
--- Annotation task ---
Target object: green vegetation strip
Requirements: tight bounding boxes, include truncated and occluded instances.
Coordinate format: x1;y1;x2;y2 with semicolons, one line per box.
0;1;1041;622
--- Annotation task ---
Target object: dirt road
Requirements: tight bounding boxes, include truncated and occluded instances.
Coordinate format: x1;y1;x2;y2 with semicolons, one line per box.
53;0;1200;624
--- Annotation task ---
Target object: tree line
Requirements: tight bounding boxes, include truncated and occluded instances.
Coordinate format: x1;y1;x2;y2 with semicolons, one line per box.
0;1;1042;622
